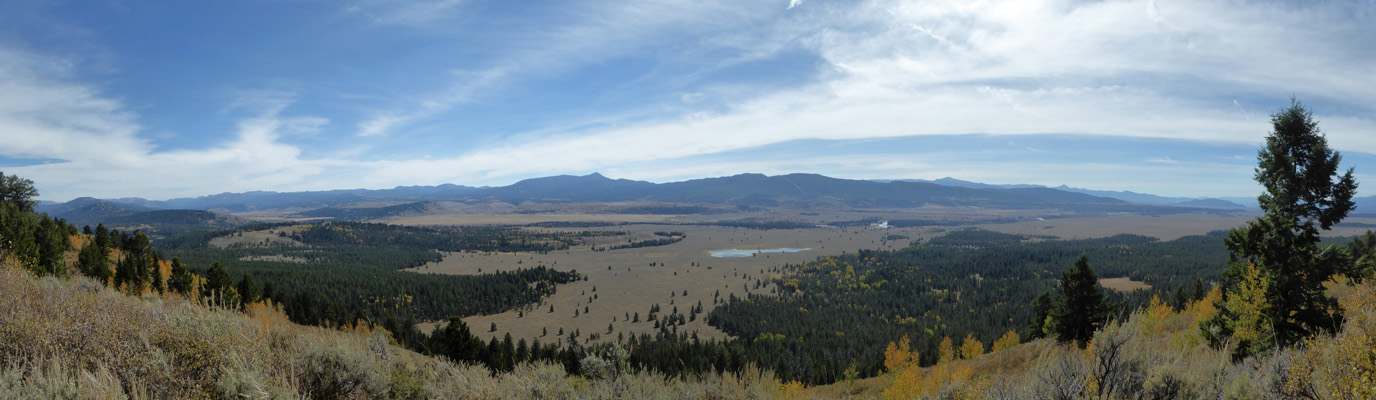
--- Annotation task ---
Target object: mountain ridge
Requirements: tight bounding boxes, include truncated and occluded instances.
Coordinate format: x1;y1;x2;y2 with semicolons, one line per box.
40;173;1258;217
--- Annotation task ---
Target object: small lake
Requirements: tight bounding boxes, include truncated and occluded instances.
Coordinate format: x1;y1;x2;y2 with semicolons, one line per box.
709;248;812;258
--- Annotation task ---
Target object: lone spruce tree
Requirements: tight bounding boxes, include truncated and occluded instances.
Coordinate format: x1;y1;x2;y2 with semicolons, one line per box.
168;257;193;296
1203;99;1356;360
1051;254;1107;346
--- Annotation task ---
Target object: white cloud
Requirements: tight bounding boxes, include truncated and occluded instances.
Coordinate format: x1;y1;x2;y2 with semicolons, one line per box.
0;47;346;201
680;93;706;104
346;0;467;27
356;115;403;138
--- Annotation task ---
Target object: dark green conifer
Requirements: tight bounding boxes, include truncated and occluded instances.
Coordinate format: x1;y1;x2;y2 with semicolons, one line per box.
1051;255;1107;346
1204;99;1358;359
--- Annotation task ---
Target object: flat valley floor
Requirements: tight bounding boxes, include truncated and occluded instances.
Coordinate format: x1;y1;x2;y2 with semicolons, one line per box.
381;209;1376;346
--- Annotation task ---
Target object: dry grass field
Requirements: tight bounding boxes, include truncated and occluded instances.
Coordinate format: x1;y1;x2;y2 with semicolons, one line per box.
1098;277;1152;292
208;226;308;249
408;223;934;345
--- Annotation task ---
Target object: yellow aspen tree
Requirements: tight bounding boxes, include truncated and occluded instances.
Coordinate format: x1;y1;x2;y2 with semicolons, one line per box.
938;336;955;364
882;367;925;400
1189;285;1222;324
1224;262;1274;358
883;335;914;372
959;333;984;359
992;330;1020;352
1144;295;1172;328
780;381;807;399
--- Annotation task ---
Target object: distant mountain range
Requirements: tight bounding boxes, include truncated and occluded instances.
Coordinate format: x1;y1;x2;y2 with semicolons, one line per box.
884;177;1251;209
38;173;1276;226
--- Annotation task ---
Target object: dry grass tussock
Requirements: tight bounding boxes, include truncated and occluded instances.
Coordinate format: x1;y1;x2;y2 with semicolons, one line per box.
878;283;1376;399
0;259;816;399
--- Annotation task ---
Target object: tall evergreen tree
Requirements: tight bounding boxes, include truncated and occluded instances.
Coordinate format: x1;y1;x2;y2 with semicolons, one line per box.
168;257;193;295
0;206;38;267
33;216;70;277
499;333;516;372
236;274;259;306
0;172;38;212
1051;254;1107;346
516;338;529;364
1026;291;1055;340
150;254;165;294
431;317;484;364
1204;99;1357;359
114;255;137;293
130;231;152;286
203;262;235;306
260;281;275;302
76;240;111;284
94;223;110;251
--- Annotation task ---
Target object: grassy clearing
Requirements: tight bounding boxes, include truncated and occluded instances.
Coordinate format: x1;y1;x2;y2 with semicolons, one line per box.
1099;277;1152;292
208;228;308;249
408;223;934;345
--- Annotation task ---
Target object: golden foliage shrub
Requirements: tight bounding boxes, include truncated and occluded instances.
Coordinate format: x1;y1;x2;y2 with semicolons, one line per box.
991;330;1020;353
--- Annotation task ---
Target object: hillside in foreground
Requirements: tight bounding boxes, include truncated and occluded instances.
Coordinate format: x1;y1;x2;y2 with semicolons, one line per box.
0;259;800;399
868;279;1375;399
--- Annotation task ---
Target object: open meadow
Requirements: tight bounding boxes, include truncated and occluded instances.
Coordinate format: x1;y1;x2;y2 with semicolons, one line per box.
394;208;1303;346
407;223;933;345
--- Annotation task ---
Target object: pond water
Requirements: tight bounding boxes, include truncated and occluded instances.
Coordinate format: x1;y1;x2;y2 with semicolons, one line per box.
709;248;812;258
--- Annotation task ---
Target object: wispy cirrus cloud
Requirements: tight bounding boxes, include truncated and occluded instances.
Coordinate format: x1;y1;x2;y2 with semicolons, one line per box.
0;49;148;165
351;0;790;138
344;0;468;27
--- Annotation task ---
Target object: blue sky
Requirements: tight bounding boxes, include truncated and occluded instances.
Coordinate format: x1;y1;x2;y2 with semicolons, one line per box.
1;0;1374;202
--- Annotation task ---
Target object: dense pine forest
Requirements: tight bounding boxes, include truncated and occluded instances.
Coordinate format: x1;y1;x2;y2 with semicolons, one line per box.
154;222;600;339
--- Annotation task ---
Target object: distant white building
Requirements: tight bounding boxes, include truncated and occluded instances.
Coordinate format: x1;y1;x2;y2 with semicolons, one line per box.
870;220;889;229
